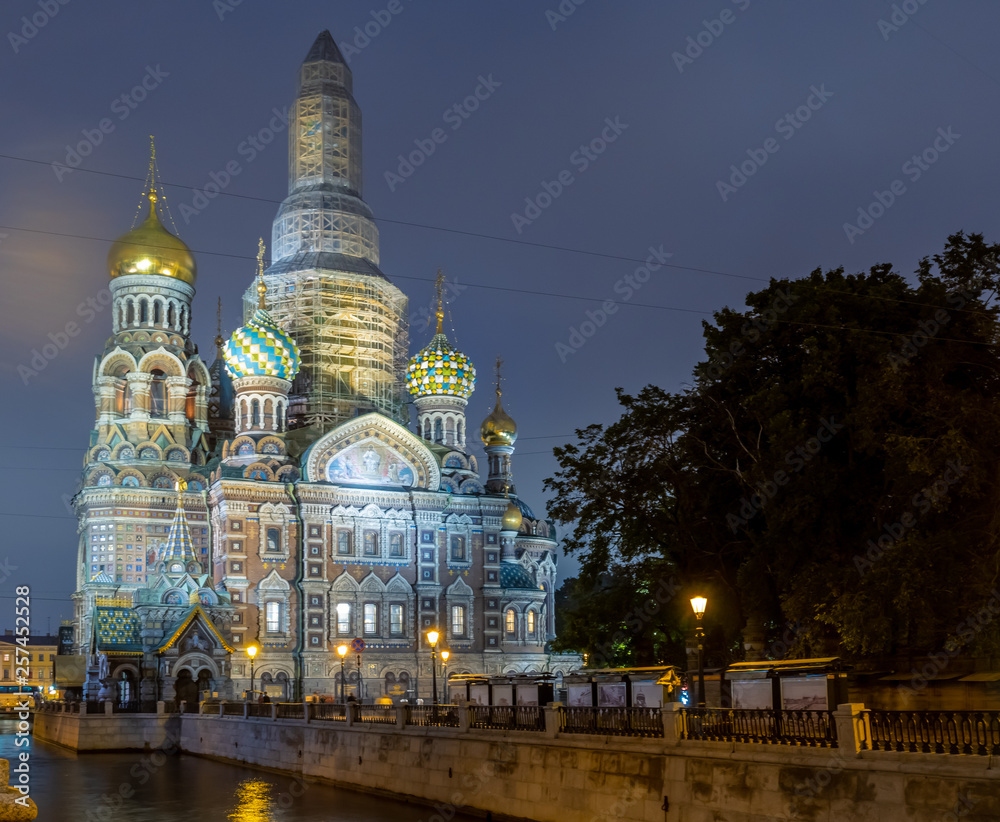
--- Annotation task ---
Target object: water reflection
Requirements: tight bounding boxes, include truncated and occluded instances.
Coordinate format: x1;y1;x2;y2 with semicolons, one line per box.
229;779;274;822
0;722;479;821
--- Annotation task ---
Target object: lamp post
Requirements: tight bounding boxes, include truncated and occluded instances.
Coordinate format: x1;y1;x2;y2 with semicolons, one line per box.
427;630;439;714
246;644;258;702
337;644;348;704
690;596;707;708
440;650;450;704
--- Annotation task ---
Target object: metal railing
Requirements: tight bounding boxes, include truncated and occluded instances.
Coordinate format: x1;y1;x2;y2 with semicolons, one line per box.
408;705;461;727
246;703;271;718
355;704;396;724
469;705;545;732
863;710;1000;756
275;703;304;720
310;702;348;721
221;702;245;716
680;708;837;748
560;706;663;738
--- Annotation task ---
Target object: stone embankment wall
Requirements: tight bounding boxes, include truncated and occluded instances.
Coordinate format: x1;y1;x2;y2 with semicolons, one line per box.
34;705;1000;822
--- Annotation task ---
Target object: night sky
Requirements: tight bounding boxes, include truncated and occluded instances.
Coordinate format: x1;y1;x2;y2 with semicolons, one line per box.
1;1;996;632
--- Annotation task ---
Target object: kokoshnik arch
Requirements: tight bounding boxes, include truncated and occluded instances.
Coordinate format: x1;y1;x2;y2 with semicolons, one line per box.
71;31;579;703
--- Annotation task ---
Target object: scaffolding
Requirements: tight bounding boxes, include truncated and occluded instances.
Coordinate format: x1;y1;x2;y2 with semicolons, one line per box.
243;268;409;435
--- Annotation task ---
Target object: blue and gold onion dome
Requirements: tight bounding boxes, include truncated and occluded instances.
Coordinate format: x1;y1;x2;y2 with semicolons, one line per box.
223;307;301;381
406;333;476;400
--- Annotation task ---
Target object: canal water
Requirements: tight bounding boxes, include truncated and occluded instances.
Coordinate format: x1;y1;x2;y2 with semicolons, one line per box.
1;721;480;822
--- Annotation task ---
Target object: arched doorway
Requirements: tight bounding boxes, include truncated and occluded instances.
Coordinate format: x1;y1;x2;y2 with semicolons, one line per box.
196;670;212;701
117;669;136;707
174;669;198;706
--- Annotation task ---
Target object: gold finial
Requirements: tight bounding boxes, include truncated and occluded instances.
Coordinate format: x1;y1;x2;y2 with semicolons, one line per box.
256;238;267;309
215;297;224;350
175;479;188;496
147;135;158;205
434;269;445;335
495;355;503;401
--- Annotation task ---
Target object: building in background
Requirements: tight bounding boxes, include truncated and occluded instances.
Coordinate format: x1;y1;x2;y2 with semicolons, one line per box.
70;31;579;703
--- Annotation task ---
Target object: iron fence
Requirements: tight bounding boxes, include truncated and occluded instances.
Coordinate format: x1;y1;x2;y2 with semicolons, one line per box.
559;706;664;738
408;705;460;728
680;708;837;748
863;710;1000;755
469;705;546;732
310;702;348;721
355;704;396;725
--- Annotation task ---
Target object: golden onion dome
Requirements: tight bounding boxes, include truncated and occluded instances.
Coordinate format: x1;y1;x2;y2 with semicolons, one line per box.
501;499;523;532
107;193;197;285
480;388;517;447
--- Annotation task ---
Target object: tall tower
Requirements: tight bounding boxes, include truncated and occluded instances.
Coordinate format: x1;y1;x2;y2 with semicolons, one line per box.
244;30;408;440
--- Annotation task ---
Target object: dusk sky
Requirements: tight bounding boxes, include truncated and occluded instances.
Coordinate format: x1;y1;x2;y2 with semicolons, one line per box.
1;1;997;631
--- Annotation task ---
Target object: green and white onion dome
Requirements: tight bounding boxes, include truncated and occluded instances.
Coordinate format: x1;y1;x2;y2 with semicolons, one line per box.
223;307;301;381
406;333;476;400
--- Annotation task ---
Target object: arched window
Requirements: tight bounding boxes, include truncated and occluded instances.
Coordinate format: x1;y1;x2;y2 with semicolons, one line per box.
457;420;464;444
423;419;431;439
116;376;131;415
527;610;536;638
434;419;443;443
139;298;148;324
149;369;166;417
276;402;285;432
505;609;516;637
445;417;455;446
153;300;161;325
251;400;260;428
265;601;281;633
167;302;175;329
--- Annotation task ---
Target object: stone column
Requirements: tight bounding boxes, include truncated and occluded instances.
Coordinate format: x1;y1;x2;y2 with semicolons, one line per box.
662;702;684;746
543;705;559;739
166;376;191;426
834;703;866;755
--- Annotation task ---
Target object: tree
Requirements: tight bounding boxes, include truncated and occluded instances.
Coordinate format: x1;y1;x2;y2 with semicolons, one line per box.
546;232;1000;662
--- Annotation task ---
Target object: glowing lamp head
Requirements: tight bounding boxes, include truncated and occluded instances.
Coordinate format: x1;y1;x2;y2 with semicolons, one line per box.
337;644;348;659
690;596;707;617
246;644;258;659
427;630;440;647
441;650;450;662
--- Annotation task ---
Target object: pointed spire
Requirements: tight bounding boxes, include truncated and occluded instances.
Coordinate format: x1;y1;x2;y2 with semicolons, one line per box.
434;270;445;335
256;238;267;309
304;30;346;65
161;480;196;568
495;356;503;403
215;297;224;353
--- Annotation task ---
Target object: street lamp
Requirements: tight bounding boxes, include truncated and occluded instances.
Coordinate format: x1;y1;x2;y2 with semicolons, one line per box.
337;644;348;704
246;644;258;702
690;596;707;708
440;649;450;704
427;630;440;711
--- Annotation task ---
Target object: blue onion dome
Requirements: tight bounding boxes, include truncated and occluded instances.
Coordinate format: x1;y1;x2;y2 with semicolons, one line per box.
224;307;300;381
406;332;476;400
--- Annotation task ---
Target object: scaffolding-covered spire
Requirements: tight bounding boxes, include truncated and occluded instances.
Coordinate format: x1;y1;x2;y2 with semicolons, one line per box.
304;30;346;66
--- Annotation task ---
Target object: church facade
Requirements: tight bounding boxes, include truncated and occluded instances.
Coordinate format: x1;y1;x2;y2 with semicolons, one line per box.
72;31;578;703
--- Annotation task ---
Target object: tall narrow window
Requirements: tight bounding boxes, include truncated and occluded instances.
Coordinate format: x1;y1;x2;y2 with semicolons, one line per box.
434;419;443;443
336;603;351;634
251;399;260;428
527;610;536;637
450;536;466;562
153;300;161;325
451;605;466;637
265;528;281;553
389;534;403;557
505;609;516;637
266;601;281;633
390;604;403;635
363;532;378;556
149;369;166;417
337;531;352;555
363;603;378;635
139;298;148;324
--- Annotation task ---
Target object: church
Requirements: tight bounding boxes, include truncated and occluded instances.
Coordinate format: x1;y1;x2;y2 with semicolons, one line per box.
72;31;579;703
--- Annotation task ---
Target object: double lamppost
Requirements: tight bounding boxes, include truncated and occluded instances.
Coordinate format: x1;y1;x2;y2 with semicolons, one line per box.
246;644;258;702
690;596;707;708
337;644;348;704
